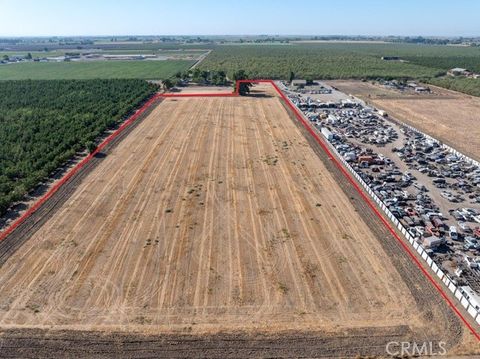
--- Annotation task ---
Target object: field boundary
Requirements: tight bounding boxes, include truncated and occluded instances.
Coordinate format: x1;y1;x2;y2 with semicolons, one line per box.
0;79;478;342
0;93;162;243
268;80;480;341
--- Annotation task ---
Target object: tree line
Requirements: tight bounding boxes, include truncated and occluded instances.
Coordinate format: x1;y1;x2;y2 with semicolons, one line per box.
198;44;480;97
162;68;228;90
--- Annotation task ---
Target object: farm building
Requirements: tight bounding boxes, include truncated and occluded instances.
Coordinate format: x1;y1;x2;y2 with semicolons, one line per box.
448;68;469;76
291;79;307;88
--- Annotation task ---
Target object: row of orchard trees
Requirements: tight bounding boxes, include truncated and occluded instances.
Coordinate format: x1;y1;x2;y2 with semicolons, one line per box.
162;68;252;95
162;68;228;89
0;79;157;215
198;45;445;81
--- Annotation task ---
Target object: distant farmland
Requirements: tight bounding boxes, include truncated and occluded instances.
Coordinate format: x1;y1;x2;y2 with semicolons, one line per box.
0;60;194;80
198;43;446;79
199;43;480;96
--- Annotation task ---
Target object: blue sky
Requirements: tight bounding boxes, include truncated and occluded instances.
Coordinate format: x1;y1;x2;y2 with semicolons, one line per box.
0;0;479;37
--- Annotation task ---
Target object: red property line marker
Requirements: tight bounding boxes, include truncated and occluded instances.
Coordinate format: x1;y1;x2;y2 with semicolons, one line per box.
263;79;480;341
0;80;478;341
160;92;237;98
0;93;162;243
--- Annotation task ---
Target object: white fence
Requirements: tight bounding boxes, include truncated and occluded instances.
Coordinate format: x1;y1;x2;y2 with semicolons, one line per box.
283;92;480;326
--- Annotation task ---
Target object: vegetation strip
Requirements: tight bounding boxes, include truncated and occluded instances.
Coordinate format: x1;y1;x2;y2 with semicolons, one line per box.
0;80;158;216
0;92;162;243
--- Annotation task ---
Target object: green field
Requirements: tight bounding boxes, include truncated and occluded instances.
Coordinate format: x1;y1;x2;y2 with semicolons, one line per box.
0;49;208;58
0;60;195;80
198;42;480;96
0;79;157;214
426;77;480;97
199;43;480;79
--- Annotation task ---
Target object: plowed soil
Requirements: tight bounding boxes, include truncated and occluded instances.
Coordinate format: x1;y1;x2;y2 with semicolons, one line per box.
0;85;474;357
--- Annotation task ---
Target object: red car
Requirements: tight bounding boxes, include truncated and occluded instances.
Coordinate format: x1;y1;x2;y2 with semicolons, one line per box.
405;207;417;217
474;227;480;239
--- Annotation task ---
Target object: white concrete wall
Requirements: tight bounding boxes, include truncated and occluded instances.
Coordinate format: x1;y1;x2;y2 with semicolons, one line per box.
283;91;480;326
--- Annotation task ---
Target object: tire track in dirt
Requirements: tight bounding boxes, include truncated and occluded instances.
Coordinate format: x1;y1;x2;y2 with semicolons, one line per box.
108;99;208;322
244;99;314;310
189;99;229;310
167;98;216;311
193;98;224;309
257;98;351;313
117;102;198;318
278;97;464;347
262;97;407;319
88;106;186;319
130;99;207;315
156;98;215;311
258;98;350;313
63;110;178;315
234;102;271;305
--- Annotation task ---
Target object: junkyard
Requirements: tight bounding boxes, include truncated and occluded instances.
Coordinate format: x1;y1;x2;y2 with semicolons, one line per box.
285;81;480;311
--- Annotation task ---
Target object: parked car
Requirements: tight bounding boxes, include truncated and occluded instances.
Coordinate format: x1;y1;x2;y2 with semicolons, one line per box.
459;222;473;233
449;226;458;240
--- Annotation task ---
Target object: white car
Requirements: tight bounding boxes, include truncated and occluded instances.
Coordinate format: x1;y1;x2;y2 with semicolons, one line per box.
415;226;425;237
459;222;472;233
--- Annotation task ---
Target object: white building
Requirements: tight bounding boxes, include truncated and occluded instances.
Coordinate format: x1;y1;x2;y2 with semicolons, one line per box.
291;79;307;88
448;68;468;76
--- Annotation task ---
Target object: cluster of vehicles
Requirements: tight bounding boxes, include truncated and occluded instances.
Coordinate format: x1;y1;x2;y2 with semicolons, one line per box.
287;87;480;294
324;109;398;147
394;128;480;204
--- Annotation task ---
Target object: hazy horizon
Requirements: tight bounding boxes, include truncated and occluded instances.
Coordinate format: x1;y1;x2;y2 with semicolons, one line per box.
1;35;478;39
0;0;479;37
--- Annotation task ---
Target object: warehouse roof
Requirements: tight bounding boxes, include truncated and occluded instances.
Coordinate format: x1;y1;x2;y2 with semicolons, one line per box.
291;79;307;86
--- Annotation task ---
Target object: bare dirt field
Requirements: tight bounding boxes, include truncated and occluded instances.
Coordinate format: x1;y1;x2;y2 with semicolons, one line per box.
0;85;476;356
327;80;480;161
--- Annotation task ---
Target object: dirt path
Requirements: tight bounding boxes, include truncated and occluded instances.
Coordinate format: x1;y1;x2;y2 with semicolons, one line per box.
189;50;212;70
